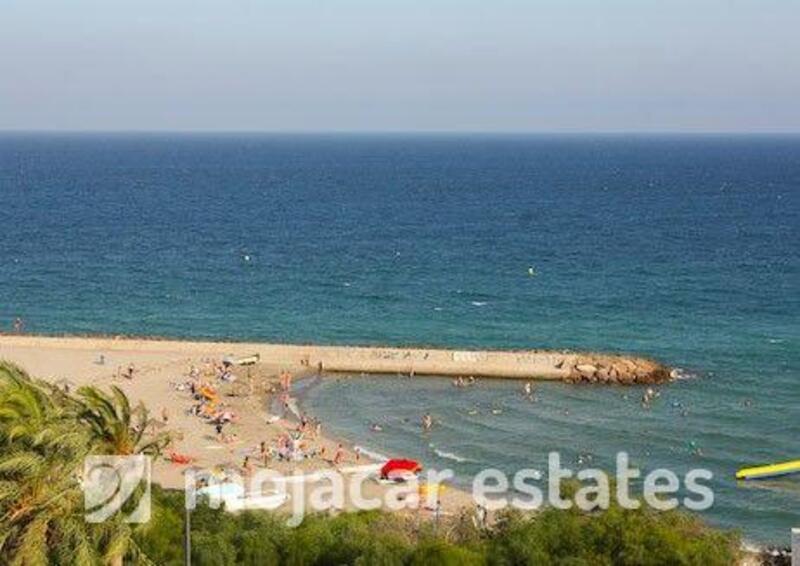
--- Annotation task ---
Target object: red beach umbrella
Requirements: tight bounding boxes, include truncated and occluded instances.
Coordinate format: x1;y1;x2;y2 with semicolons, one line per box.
380;459;422;480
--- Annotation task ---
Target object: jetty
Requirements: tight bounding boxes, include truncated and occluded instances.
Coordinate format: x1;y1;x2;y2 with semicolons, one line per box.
0;335;672;384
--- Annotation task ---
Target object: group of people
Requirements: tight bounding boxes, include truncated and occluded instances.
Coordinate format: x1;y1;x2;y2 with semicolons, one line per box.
240;406;348;475
172;361;242;443
169;359;360;478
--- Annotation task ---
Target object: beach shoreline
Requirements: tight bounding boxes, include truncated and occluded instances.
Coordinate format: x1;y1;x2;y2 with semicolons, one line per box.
0;332;671;518
0;333;482;516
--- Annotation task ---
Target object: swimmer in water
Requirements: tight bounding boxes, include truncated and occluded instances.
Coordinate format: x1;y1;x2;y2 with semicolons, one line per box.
422;413;433;431
641;387;659;408
523;381;533;400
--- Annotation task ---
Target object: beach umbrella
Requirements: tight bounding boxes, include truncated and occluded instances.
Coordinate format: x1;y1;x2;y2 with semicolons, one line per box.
380;459;422;480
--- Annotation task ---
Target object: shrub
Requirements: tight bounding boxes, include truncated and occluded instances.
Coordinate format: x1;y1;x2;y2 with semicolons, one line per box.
133;488;740;565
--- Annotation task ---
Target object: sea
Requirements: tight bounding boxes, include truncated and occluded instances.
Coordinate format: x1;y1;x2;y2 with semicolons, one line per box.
0;133;797;544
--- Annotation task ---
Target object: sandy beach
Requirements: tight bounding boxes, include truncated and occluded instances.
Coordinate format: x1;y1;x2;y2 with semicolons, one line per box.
0;334;485;517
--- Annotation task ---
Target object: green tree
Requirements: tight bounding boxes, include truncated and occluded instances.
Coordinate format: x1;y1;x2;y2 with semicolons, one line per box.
77;385;169;457
0;362;166;565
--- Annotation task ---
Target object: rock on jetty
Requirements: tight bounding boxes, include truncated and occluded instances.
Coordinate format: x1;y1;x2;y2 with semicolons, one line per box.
564;355;671;384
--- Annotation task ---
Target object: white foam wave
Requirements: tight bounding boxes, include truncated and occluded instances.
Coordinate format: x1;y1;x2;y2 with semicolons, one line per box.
470;301;487;307
353;445;389;462
669;367;697;380
429;444;471;463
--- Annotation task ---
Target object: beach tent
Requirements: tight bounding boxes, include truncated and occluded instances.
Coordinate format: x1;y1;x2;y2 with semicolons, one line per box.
380;459;422;480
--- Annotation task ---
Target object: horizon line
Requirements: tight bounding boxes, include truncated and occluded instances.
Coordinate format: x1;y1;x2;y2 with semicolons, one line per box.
1;129;800;137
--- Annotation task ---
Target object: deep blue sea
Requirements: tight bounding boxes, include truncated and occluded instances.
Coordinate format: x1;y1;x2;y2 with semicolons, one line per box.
1;134;798;544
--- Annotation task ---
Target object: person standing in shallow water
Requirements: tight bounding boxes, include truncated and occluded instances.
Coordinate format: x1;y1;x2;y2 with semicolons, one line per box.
12;317;24;334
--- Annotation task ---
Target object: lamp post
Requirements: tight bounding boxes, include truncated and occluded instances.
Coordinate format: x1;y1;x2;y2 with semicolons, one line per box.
184;504;191;566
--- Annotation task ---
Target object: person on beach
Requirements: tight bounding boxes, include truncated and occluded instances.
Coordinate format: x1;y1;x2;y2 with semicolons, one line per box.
126;363;136;380
242;455;253;476
474;503;488;530
161;407;169;424
280;393;290;417
333;443;344;466
259;441;271;466
12;317;24;334
279;370;293;392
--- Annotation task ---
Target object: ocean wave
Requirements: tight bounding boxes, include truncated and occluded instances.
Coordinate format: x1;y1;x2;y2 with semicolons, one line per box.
669;367;697;380
354;445;389;462
429;443;472;463
470;301;487;307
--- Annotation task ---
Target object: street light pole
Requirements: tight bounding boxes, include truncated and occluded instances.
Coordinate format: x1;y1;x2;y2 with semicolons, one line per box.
184;504;191;566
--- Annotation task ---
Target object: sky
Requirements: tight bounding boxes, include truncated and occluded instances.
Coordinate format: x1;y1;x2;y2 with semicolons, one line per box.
1;0;799;132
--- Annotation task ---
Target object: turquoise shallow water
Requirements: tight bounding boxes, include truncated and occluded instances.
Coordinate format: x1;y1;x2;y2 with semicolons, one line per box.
0;133;798;543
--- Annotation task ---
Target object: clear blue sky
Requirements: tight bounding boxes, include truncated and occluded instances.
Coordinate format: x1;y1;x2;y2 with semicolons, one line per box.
1;0;798;132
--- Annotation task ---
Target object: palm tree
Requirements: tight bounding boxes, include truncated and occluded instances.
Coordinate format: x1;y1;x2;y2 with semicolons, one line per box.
0;362;102;564
0;362;165;565
76;385;170;457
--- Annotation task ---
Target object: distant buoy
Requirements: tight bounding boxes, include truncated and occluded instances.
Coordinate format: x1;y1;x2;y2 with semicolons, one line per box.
243;254;251;262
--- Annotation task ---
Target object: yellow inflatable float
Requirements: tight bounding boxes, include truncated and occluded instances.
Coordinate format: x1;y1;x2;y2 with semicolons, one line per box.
736;459;800;481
